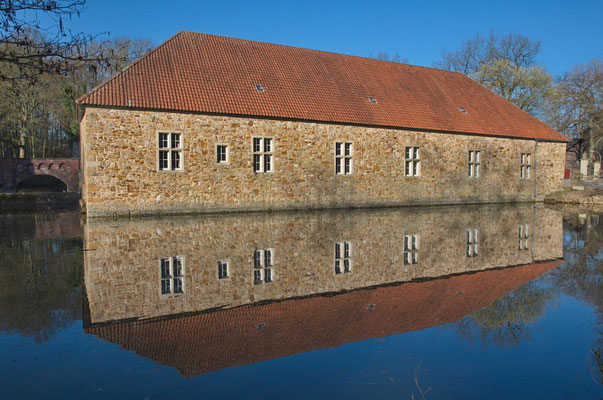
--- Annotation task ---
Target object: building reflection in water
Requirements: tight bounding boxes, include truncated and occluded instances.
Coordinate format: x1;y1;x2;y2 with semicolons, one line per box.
83;204;563;377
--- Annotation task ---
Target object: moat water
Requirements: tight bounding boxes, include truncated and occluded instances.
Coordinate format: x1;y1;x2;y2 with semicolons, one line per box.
0;205;601;399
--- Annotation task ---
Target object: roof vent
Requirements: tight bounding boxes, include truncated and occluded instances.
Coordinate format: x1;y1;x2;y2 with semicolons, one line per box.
459;107;467;114
368;97;377;104
255;84;265;92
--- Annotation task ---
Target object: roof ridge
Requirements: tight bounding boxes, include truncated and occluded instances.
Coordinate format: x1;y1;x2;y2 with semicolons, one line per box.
76;31;187;104
182;30;456;75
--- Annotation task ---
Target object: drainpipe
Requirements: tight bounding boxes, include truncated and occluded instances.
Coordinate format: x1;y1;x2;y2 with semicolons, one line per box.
533;139;539;200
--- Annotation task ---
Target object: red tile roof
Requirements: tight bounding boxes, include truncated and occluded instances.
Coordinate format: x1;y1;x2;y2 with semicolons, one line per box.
77;31;567;142
86;260;561;377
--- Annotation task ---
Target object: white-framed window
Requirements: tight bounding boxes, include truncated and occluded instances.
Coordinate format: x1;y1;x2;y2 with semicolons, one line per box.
335;142;353;175
466;229;479;257
160;256;185;297
518;224;529;250
468;150;480;178
216;144;229;164
253;248;274;284
405;146;421;177
253;137;273;173
520;153;532;179
158;132;183;171
334;242;352;274
218;260;229;279
403;234;419;265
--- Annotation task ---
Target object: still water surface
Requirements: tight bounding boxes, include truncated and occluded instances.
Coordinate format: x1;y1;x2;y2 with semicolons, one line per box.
0;204;601;399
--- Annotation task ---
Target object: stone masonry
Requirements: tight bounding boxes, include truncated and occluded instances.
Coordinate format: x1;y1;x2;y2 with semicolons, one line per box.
80;107;566;217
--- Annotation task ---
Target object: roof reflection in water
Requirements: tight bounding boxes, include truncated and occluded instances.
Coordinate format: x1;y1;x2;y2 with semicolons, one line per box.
83;204;563;377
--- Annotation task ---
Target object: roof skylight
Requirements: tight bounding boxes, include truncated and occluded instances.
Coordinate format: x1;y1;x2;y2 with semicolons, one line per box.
255;84;265;92
459;107;468;114
368;97;378;104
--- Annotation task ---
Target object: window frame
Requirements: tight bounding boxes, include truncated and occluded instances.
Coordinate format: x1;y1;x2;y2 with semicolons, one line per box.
468;150;481;178
403;234;420;265
218;260;229;279
334;241;352;274
518;224;529;250
253;248;274;284
405;146;421;177
335;142;353;175
159;255;185;298
157;131;184;171
252;137;274;173
520;153;532;179
216;144;229;165
466;229;479;257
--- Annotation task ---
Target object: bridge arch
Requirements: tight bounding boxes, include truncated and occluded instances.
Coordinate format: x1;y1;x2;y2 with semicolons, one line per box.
1;158;80;193
16;175;68;192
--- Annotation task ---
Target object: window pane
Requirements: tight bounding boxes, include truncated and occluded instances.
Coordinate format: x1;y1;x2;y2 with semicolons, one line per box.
344;242;350;258
171;151;181;170
405;147;411;159
161;279;170;294
217;146;226;163
171;133;180;149
475;164;479;178
413;160;418;176
475;151;480;162
253;138;261;152
335;143;342;156
264;138;272;152
335;243;341;259
159;133;168;148
344;158;351;174
254;250;262;268
159;151;168;170
253;154;261;172
173;278;183;293
413;147;419;159
344;259;350;272
161;258;170;278
345;143;351;156
254;270;262;284
335;260;341;274
264;154;272;172
173;257;182;276
405;161;411;176
264;268;272;282
265;249;272;266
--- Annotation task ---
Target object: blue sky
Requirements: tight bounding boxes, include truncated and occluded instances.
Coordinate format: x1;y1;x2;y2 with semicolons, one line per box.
65;0;601;76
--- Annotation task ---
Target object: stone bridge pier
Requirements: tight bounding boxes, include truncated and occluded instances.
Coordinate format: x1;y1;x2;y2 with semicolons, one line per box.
0;158;80;193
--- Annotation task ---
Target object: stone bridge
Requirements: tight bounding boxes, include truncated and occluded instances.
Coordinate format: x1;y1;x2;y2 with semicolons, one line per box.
0;158;80;193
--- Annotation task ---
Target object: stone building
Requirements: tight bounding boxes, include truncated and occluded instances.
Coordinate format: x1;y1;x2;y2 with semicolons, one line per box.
77;31;568;217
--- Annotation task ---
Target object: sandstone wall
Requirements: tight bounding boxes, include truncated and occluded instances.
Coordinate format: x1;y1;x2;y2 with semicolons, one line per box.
80;108;566;216
83;204;563;324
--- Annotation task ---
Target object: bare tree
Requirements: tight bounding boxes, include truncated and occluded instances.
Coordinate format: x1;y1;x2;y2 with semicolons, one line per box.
545;59;603;165
0;1;112;81
435;31;552;116
375;51;409;64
